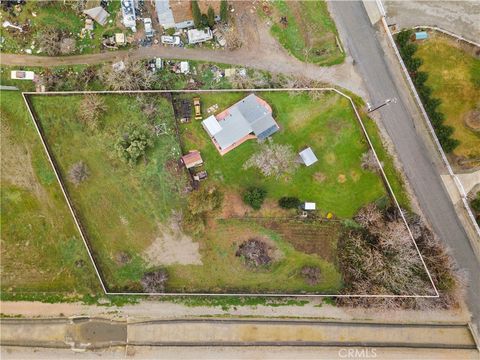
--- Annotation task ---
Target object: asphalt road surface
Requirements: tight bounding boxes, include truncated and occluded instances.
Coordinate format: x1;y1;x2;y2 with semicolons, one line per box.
329;1;480;330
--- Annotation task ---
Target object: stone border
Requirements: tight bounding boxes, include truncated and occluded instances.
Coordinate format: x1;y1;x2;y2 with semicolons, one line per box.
22;88;439;298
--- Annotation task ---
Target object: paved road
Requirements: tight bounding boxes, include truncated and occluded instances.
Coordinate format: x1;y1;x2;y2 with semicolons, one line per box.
1;318;477;350
329;1;480;330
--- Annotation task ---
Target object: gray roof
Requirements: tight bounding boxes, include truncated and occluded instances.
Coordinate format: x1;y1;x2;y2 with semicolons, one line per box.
210;94;279;150
299;147;318;166
155;0;175;29
83;6;109;26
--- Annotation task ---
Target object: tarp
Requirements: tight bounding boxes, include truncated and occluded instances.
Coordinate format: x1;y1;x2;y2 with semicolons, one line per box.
299;147;318;167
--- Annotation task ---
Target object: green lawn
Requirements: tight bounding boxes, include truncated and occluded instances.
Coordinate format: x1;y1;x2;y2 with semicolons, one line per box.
265;0;344;66
29;94;188;291
23;90;408;295
181;91;387;218
0;91;99;296
415;34;480;166
0;1;124;55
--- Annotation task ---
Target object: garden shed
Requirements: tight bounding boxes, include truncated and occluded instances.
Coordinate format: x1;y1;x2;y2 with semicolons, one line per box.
299;147;318;166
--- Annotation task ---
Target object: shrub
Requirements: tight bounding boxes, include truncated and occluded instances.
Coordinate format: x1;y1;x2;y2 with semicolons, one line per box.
300;266;322;285
183;186;223;235
207;6;215;28
114;123;154;165
78;94;107;130
192;0;202;28
278;196;301;209
141;269;168;292
220;0;228;23
243;187;267;210
67;161;90;186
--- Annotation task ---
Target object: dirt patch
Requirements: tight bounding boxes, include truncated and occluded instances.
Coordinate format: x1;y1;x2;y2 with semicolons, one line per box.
261;220;341;262
337;174;347;183
1;123;45;198
324;152;336;165
143;215;202;266
464;107;480;132
221;191;251;218
115;251;131;265
313;172;327;183
350;170;360;182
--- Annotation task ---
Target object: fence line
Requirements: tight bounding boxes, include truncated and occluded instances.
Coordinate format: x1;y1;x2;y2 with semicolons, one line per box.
22;88;438;298
381;18;480;240
392;25;480;48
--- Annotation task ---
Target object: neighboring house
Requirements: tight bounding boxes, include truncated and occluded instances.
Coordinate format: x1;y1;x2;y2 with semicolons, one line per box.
181;150;203;169
187;28;213;44
121;0;136;32
202;94;280;155
155;0;220;30
299;147;318;167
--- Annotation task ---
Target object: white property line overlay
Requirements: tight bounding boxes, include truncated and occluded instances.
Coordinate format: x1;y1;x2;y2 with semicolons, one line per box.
22;88;439;298
381;19;480;240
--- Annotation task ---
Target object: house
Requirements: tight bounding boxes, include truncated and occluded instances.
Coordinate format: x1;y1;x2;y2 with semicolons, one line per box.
121;0;136;32
155;0;221;30
201;94;280;155
187;28;213;44
10;71;35;80
299;147;318;167
83;6;109;26
181;150;203;169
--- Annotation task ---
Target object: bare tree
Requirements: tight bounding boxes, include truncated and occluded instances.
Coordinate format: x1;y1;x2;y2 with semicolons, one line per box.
67;161;90;186
243;143;298;178
361;149;381;172
141;269;169;292
37;27;63;56
100;58;155;90
78;94;107;130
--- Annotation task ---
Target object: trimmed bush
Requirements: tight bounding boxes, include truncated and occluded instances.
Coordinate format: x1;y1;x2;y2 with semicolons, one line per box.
243;187;267;210
278;196;301;209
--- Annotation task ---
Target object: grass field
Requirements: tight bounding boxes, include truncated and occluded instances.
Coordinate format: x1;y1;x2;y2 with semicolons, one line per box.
264;0;344;66
29;94;188;291
181;91;387;218
23;90;409;294
0;1;123;55
0;91;99;296
415;34;480;166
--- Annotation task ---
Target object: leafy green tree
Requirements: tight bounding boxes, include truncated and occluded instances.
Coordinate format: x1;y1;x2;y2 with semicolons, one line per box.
191;0;202;28
115;123;154;165
220;0;228;23
243;187;267;210
207;6;215;28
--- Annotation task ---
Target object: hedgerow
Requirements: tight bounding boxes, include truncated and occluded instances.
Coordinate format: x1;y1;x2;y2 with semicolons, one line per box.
396;30;459;153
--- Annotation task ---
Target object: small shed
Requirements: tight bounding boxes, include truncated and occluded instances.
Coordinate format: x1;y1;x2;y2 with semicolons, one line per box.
83;6;109;26
181;150;203;169
115;33;126;45
301;202;316;211
415;31;428;40
299;147;318;167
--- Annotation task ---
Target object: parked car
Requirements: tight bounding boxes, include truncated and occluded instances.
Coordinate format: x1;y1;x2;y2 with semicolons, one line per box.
193;97;202;120
160;35;181;46
143;18;153;38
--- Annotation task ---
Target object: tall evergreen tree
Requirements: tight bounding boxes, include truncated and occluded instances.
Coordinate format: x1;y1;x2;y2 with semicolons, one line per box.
191;0;202;28
207;6;215;28
220;0;228;23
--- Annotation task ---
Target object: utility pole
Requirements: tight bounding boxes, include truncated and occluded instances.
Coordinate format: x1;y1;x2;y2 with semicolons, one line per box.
367;98;396;113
